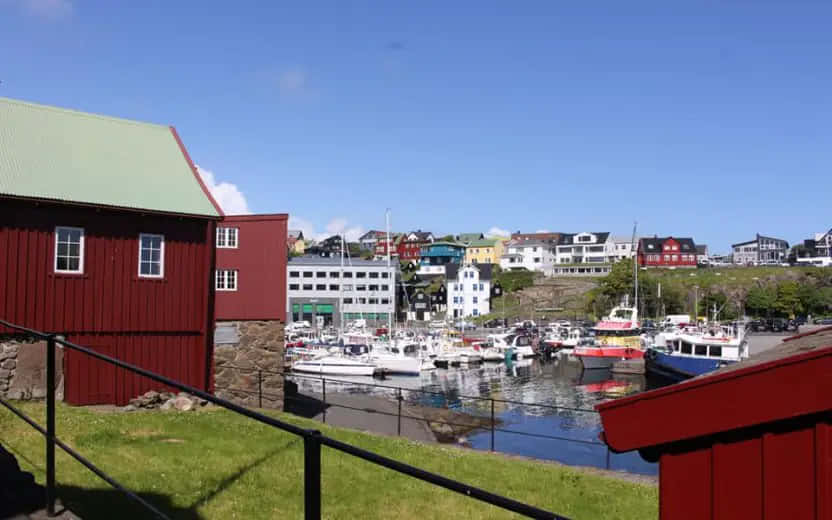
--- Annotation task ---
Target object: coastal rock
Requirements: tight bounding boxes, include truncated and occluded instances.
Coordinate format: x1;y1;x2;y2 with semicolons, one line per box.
173;396;194;412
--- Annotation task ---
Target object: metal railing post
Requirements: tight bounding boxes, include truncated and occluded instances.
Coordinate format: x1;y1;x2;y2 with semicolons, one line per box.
490;398;495;452
258;370;263;409
304;430;322;520
46;334;56;517
397;388;403;436
322;378;327;425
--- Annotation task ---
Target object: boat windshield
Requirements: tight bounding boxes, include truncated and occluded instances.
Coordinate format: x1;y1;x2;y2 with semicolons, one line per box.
611;309;632;320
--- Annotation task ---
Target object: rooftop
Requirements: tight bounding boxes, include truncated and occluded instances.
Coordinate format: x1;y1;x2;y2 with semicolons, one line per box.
288;256;398;268
0;96;220;218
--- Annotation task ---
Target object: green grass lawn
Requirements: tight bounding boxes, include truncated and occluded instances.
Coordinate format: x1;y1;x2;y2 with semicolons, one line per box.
0;402;657;520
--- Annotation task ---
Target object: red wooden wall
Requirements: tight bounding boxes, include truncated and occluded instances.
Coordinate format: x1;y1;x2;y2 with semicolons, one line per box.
658;421;830;520
0;198;216;405
214;214;287;321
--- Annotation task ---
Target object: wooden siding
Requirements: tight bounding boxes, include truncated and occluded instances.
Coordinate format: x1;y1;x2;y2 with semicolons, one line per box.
0;198;213;334
215;215;287;321
656;419;830;520
65;333;209;406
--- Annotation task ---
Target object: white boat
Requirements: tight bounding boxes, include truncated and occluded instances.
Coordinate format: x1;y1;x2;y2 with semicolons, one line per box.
489;333;536;358
480;347;505;362
292;355;376;376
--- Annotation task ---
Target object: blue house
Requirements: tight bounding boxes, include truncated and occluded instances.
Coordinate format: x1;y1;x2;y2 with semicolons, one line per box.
420;241;466;267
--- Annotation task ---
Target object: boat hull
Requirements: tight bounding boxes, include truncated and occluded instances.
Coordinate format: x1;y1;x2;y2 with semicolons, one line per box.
575;347;644;370
371;356;421;375
292;358;376;376
646;350;735;381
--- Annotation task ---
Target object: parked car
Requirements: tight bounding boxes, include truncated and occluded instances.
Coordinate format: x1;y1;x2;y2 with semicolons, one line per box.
749;319;768;333
453;320;475;329
814;317;832;325
483;318;507;328
769;318;788;333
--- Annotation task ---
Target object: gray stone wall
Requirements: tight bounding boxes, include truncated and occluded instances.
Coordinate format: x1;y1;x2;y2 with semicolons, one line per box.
0;337;64;401
214;321;284;410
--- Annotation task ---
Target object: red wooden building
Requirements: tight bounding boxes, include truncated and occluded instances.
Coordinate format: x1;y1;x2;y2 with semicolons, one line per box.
0;96;222;405
215;214;288;321
397;231;434;261
597;327;832;520
638;236;698;268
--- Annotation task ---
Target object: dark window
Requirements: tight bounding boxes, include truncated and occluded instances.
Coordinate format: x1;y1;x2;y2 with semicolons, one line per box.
369;272;379;279
382;272;389;278
289;271;300;278
356;285;367;291
708;346;722;357
316;272;326;278
681;342;693;355
695;344;707;356
329;284;339;291
343;272;353;278
330;272;340;278
369;284;379;291
289;284;299;290
302;284;313;290
343;298;353;304
316;284;326;291
368;298;378;304
356;272;367;278
381;298;390;305
381;285;389;291
303;272;313;278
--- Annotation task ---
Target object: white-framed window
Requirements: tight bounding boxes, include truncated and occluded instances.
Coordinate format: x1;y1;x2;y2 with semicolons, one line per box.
215;269;238;291
138;233;164;278
54;226;84;273
216;227;239;248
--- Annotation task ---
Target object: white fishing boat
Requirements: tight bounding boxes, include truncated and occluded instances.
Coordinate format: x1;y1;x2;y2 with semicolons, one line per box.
291;355;376;376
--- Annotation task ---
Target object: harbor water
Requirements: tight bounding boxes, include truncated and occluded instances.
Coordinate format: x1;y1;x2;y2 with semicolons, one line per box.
291;353;662;476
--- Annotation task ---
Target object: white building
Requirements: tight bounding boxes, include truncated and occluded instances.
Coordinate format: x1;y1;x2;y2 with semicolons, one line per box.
498;240;555;273
446;263;492;319
610;236;637;261
287;256;397;327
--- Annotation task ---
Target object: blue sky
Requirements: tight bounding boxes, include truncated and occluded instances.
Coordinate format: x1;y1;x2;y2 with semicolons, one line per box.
2;1;830;252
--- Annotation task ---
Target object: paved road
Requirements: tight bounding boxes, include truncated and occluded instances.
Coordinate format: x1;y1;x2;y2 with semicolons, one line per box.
747;324;826;356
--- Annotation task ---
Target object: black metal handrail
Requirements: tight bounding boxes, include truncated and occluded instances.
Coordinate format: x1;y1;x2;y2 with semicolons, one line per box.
0;318;567;520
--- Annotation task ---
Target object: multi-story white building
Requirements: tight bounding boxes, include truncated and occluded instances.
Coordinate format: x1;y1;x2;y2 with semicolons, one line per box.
498;240;555;273
446;263;492;319
731;234;789;265
287;257;397;327
610;236;637;261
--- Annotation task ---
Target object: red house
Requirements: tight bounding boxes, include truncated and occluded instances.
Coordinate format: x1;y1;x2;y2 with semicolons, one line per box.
214;215;288;321
0;97;222;405
396;231;434;262
638;236;697;268
597;327;832;520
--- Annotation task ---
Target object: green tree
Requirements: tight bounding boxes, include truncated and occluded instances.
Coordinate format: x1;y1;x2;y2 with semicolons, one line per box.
775;281;802;318
745;285;777;317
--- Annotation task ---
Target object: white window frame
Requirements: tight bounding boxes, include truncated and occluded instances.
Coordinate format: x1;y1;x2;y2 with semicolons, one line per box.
54;226;85;274
215;269;238;291
216;227;239;249
138;233;165;278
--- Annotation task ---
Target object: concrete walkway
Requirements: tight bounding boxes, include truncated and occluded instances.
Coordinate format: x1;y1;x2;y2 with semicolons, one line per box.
285;391;437;443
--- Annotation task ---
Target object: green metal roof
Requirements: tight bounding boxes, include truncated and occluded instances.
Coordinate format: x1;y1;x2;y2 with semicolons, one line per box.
457;233;484;242
0;97;220;217
467;238;500;248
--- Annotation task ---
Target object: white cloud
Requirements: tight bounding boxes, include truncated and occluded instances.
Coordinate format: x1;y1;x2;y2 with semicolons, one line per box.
195;165;251;215
19;0;71;19
278;67;307;94
485;226;510;238
535;229;551;233
289;216;365;243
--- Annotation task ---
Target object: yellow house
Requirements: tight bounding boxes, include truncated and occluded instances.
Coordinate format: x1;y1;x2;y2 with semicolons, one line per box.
288;230;306;254
465;238;506;265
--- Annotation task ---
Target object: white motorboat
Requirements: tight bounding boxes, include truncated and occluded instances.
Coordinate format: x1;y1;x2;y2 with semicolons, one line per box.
489;333;536;358
291;355;376;376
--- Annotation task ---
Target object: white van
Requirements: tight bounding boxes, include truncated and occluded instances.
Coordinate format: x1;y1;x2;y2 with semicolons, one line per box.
662;314;692;327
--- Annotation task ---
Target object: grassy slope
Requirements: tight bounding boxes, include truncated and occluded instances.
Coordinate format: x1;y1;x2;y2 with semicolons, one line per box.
0;402;656;520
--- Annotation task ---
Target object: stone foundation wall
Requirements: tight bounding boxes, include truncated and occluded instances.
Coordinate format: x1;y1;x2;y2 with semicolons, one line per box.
0;337;64;401
214;321;284;410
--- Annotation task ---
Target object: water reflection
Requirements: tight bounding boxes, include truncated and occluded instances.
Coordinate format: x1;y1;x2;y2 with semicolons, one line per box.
290;353;660;475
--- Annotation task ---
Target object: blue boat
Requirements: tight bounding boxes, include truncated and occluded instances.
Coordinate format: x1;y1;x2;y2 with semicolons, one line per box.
646;325;749;382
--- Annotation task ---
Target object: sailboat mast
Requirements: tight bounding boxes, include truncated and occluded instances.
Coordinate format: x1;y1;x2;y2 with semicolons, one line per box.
340;234;345;332
632;221;638;316
386;209;393;337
